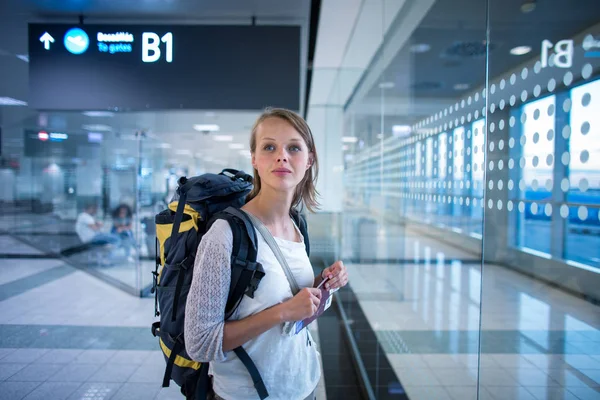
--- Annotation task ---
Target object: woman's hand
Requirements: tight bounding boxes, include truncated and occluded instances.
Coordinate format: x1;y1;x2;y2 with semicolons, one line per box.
321;260;348;290
280;288;321;322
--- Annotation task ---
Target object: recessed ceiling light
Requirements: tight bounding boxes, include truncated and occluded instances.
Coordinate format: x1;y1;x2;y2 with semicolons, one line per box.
238;149;250;157
176;149;192;156
82;124;112;131
378;82;395;89
228;143;244;149
158;143;171;149
392;125;412;137
453;83;470;91
342;136;358;143
410;43;431;53
0;97;27;106
193;124;220;132
520;0;536;13
510;45;532;56
16;54;29;63
213;135;233;142
83;111;115;117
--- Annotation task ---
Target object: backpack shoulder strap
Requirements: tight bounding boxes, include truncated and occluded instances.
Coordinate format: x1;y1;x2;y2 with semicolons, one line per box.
291;210;310;257
206;207;269;400
210;207;264;320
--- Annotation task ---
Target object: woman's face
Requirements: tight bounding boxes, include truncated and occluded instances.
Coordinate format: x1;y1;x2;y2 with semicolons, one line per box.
252;117;312;195
118;208;127;217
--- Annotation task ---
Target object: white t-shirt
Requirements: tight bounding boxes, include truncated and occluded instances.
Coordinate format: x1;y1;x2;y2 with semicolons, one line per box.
184;218;321;400
75;212;97;242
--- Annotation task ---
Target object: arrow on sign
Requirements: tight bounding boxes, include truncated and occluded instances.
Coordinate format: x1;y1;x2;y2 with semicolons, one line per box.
39;32;54;50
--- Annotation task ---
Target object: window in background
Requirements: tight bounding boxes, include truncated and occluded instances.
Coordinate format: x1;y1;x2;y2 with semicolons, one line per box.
439;133;448;179
415;142;422;177
471;119;486;233
452;127;466;229
566;79;600;268
426;137;433;178
453;127;465;181
517;95;555;255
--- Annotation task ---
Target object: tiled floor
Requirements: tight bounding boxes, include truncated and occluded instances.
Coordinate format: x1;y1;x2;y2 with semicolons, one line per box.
0;249;327;399
345;258;600;400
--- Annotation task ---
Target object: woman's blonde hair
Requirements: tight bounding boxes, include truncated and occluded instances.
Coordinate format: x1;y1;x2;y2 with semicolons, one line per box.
246;107;320;212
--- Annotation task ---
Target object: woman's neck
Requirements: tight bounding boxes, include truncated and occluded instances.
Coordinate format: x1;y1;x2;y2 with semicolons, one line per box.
243;188;297;236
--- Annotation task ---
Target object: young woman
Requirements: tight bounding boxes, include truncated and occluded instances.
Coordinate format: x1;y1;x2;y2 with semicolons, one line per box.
185;108;348;400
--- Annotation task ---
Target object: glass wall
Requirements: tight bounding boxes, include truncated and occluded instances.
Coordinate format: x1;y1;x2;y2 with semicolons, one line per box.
333;0;600;399
0;109;253;294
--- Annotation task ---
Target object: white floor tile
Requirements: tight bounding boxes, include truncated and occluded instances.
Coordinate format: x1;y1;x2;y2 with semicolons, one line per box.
1;349;50;364
88;364;139;383
7;363;65;382
430;368;477;386
66;382;121;400
0;381;41;400
525;386;580;400
393;368;442;386
485;385;537;400
23;382;81;400
404;385;453;400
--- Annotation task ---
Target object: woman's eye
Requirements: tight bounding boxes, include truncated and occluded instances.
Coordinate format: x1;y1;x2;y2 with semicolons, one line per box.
289;145;301;152
264;144;275;151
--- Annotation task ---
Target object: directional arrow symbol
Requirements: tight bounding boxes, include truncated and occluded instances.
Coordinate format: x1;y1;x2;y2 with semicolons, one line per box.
39;32;55;50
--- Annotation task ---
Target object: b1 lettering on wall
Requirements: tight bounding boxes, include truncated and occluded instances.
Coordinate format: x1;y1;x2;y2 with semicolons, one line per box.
541;39;573;69
142;32;173;63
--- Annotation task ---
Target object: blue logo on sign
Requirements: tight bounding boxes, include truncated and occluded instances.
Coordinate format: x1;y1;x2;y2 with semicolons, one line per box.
64;28;89;55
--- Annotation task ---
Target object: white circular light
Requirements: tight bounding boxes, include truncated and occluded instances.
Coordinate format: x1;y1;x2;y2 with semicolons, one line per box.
581;122;590;135
521;67;529;80
582;63;593;80
578;206;588;221
580;150;590;164
560;204;569;218
564;71;573;86
511;46;532;56
548;78;556;92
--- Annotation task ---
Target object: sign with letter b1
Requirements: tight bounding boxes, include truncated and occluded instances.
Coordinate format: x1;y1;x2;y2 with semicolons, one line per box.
541;39;573;69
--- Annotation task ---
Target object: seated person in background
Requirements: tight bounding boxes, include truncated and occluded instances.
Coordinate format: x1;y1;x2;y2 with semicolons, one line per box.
111;203;137;261
75;202;121;249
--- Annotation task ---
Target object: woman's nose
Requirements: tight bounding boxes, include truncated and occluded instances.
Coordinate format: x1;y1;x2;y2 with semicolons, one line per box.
276;150;288;162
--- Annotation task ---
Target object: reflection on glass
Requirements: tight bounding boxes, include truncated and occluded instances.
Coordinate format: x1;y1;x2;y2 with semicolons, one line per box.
566;79;600;268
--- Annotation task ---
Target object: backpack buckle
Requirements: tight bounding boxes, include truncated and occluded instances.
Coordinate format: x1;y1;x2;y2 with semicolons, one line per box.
246;267;265;298
231;258;265;299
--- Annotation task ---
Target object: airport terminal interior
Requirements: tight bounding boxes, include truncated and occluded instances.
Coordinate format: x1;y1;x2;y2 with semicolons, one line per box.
0;0;599;399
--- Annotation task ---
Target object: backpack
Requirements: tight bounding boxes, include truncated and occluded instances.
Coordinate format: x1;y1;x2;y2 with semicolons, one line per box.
150;168;310;400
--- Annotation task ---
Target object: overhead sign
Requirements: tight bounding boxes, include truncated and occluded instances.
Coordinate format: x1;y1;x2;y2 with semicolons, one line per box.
28;24;301;111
